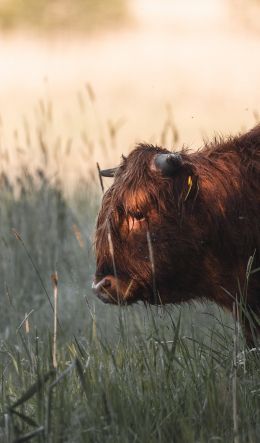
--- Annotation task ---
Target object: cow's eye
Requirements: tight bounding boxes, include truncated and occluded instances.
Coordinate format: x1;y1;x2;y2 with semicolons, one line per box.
129;210;145;221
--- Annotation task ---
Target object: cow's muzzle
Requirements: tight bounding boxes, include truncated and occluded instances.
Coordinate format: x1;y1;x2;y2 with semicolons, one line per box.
92;275;122;304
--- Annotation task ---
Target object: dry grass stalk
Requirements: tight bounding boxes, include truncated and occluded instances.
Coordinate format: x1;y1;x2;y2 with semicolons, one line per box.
72;223;84;249
146;230;158;304
5;282;14;308
96;162;104;193
16;309;34;334
51;271;58;369
24;313;30;334
107;226;120;302
86;83;96;103
232;301;239;443
4;413;9;442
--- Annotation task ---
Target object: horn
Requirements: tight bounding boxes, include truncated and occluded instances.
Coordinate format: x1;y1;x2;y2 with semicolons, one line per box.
100;167;118;178
154;153;183;176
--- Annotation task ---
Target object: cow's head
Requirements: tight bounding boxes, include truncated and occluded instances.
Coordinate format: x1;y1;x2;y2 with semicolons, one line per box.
92;144;203;305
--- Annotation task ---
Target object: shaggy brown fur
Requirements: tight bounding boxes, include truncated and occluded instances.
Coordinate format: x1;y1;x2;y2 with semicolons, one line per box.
93;125;260;346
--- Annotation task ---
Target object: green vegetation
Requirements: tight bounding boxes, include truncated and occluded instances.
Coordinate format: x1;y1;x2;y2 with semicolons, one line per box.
0;0;128;33
0;99;259;442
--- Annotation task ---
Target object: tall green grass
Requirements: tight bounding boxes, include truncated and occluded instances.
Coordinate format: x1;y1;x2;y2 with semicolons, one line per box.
1;300;260;442
0;100;259;442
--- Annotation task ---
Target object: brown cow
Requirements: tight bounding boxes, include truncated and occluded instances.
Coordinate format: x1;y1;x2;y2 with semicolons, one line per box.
92;125;260;346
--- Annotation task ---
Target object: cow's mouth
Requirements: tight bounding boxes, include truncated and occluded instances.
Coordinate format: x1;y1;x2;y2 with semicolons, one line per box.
92;276;143;305
92;276;157;306
92;277;128;305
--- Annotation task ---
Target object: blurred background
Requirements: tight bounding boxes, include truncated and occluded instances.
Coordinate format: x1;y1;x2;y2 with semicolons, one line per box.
1;0;260;189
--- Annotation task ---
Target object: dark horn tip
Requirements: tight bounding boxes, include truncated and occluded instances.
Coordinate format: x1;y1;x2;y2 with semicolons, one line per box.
166;153;182;164
100;167;118;178
155;152;183;176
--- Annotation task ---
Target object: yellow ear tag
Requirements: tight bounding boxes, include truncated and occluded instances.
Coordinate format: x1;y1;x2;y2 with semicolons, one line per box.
184;176;193;201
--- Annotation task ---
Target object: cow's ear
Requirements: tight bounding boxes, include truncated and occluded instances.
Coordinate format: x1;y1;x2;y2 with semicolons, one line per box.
154;153;183;177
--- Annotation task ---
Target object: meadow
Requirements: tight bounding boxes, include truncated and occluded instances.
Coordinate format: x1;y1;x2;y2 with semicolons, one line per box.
0;92;259;443
0;1;260;440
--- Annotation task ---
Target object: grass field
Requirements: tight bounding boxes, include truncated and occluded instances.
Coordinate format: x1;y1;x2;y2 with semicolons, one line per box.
0;99;259;443
0;2;260;441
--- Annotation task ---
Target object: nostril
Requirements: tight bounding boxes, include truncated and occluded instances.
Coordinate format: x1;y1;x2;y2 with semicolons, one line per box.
92;276;114;294
102;278;112;288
